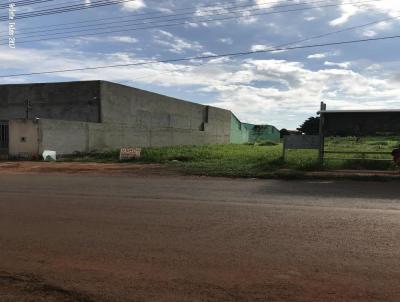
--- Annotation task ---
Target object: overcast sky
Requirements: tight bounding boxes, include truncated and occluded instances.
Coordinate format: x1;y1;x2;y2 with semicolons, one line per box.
1;0;400;129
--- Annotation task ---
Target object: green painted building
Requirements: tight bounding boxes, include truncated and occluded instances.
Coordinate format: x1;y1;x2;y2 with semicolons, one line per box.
230;114;280;144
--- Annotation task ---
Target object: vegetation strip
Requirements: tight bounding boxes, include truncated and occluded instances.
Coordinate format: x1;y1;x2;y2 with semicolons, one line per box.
59;137;400;179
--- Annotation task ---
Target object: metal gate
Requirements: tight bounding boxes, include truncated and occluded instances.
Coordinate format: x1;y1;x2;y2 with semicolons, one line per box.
0;121;9;154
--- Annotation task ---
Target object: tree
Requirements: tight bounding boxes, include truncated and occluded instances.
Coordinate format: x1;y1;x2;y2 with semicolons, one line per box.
280;128;290;138
297;117;320;135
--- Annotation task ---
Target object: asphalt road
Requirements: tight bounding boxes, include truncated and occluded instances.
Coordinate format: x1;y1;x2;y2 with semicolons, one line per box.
0;172;400;301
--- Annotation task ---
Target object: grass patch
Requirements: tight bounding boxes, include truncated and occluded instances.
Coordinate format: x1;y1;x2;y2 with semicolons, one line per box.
59;136;400;178
141;144;285;177
323;136;398;170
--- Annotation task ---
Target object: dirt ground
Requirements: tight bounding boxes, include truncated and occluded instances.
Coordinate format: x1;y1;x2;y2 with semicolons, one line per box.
0;161;178;176
0;162;400;301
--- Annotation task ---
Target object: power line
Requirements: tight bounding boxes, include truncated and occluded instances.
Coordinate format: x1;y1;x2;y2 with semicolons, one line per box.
15;0;292;31
0;0;380;45
130;14;400;82
0;0;47;3
11;0;380;37
0;0;320;27
0;0;54;6
1;34;399;78
2;0;276;13
0;0;137;21
0;0;56;9
1;0;390;77
281;14;400;46
1;0;393;83
0;0;135;19
13;0;329;35
0;0;118;17
2;0;96;11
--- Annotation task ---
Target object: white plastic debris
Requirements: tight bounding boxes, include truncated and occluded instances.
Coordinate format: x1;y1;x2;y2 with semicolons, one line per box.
43;150;57;161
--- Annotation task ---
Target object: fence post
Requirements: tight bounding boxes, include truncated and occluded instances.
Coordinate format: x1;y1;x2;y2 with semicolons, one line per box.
282;136;287;161
318;102;326;166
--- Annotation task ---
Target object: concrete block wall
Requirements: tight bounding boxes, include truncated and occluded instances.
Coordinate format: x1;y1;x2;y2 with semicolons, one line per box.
99;81;231;144
244;124;280;143
230;114;250;144
9;119;39;158
88;123;150;151
38;119;90;155
0;81;101;122
204;106;231;139
36;119;228;155
100;81;203;129
4;81;280;155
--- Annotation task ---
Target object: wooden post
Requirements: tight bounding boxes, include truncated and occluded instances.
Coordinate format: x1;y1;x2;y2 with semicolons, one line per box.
282;136;287;161
318;102;326;166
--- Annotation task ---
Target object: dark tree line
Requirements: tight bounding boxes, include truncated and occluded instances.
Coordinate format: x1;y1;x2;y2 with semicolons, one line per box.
297;116;320;135
280;116;320;137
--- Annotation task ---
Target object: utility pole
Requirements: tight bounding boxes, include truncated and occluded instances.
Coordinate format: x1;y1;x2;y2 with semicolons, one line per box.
318;102;326;166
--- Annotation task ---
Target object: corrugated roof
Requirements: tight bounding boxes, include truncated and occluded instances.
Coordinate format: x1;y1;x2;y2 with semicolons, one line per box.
319;109;400;114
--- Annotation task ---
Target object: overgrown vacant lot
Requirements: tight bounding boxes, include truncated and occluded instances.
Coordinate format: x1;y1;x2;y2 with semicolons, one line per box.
63;137;400;177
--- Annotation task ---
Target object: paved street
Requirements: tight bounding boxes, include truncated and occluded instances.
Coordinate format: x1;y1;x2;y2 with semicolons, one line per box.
1;170;400;301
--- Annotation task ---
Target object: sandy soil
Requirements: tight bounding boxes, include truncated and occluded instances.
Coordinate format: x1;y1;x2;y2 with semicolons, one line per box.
0;163;399;301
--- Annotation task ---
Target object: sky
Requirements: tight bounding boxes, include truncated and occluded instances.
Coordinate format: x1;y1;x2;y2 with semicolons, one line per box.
1;0;400;129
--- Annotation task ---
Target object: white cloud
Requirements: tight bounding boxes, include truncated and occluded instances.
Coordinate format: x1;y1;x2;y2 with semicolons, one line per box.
219;38;233;45
324;61;351;69
304;16;317;21
330;0;400;26
251;44;270;52
194;4;228;17
121;0;146;11
308;53;327;59
374;21;393;31
308;51;339;60
329;4;360;27
254;0;288;9
360;21;394;38
362;30;377;38
237;10;259;25
250;44;286;54
366;64;381;71
154;30;203;54
110;36;138;44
